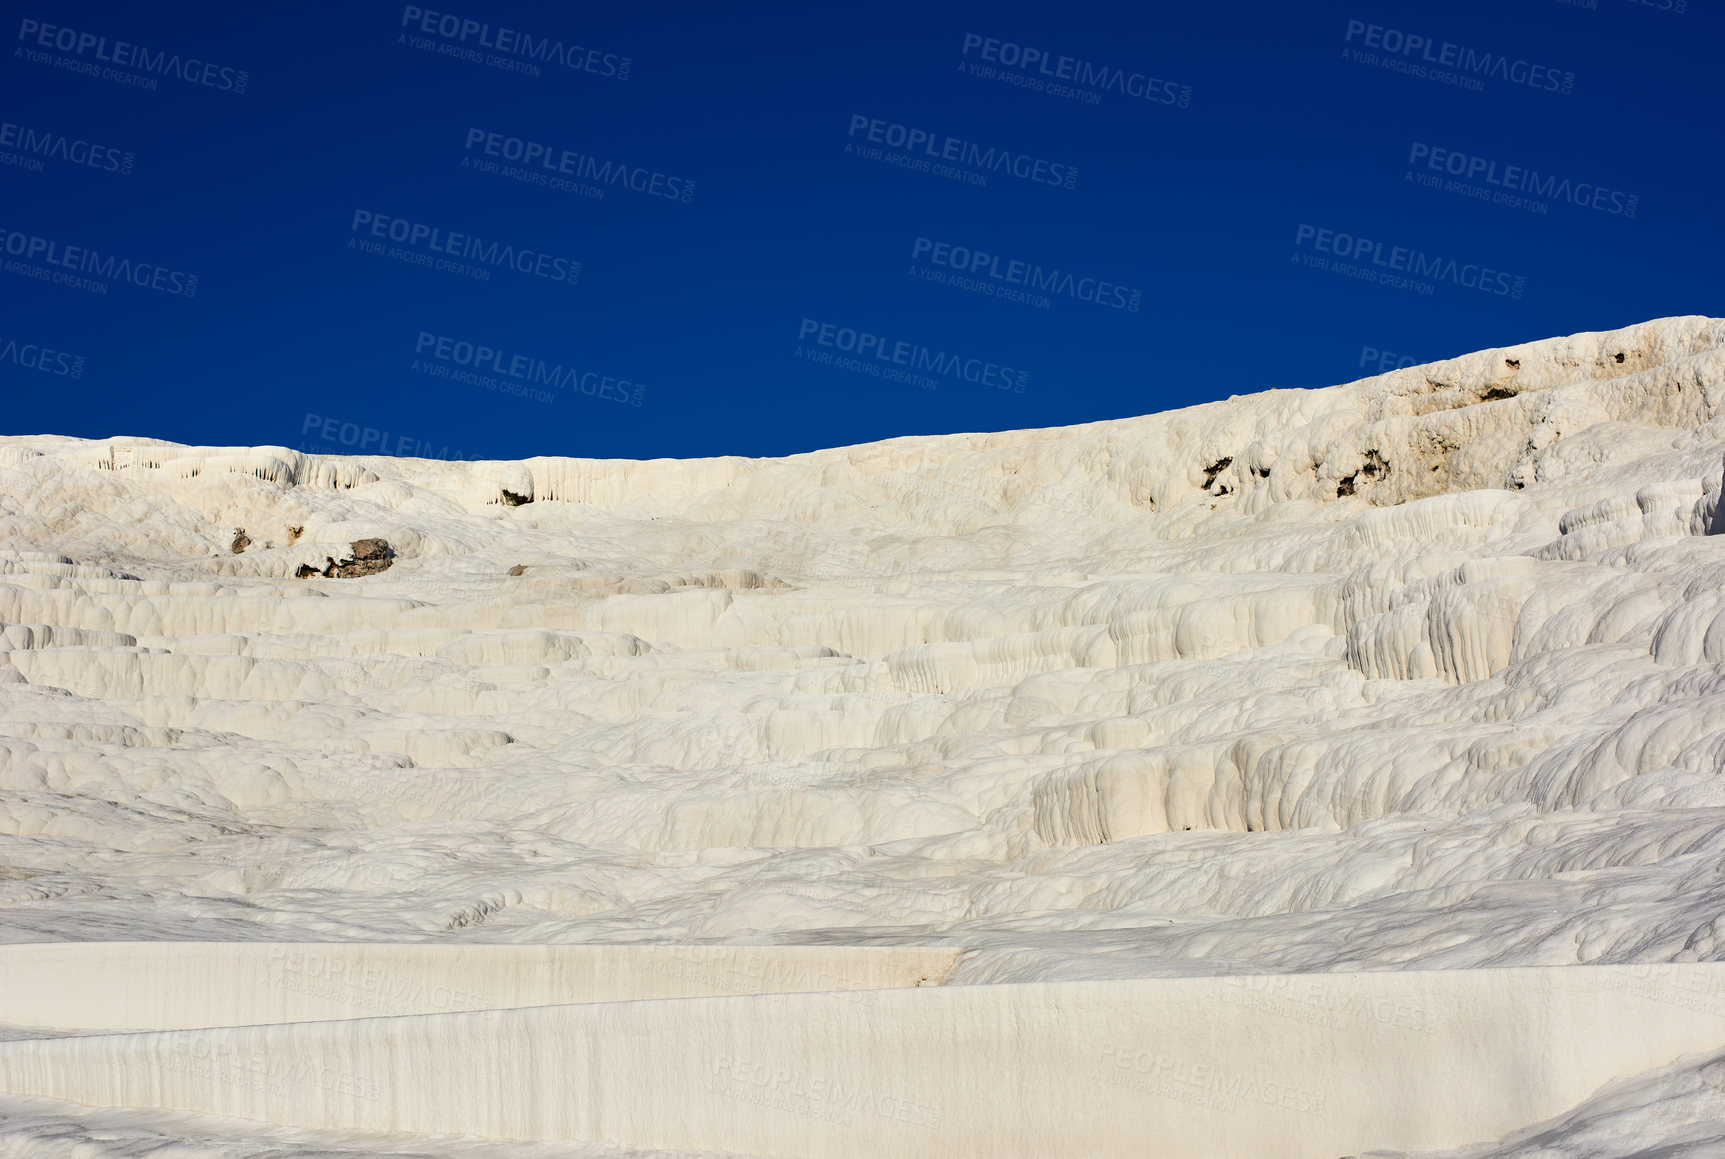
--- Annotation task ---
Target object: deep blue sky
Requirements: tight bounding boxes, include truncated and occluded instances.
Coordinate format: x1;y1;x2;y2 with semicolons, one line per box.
3;0;1717;461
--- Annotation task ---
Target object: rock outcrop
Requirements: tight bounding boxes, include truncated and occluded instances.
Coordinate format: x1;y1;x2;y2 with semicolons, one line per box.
294;538;394;579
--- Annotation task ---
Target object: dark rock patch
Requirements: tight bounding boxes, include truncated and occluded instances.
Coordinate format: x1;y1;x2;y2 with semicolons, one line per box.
296;538;394;579
338;539;394;577
1338;449;1389;498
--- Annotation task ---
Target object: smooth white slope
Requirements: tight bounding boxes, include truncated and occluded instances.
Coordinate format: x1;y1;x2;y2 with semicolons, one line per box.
5;966;1725;1158
2;316;1725;1154
0;942;957;1030
7;1054;1725;1159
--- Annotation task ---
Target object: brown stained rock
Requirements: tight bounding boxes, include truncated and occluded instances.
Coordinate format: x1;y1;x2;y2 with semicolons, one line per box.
335;539;393;578
231;529;251;554
508;564;526;576
296;539;394;579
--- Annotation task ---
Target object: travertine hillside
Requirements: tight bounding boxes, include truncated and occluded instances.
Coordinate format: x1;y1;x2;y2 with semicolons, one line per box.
4;316;1725;1157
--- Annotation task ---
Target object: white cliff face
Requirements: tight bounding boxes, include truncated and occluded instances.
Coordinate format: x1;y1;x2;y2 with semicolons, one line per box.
2;315;1725;1155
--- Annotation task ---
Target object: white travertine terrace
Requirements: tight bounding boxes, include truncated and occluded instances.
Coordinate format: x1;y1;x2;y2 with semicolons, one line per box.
2;962;1724;1158
3;316;1725;1154
0;942;959;1030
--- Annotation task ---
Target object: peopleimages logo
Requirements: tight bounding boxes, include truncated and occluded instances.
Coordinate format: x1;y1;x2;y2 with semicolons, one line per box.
959;33;1191;108
462;129;693;203
349;212;579;285
0;119;133;175
398;6;629;79
796;317;1027;393
911;237;1142;312
710;1053;944;1130
1406;143;1637;218
414;332;644;406
1341;19;1575;95
0;335;84;378
300;413;473;460
1095;1043;1327;1116
15;18;249;93
1360;346;1423;374
0;227;197;296
1293;224;1526;298
846;115;1077;190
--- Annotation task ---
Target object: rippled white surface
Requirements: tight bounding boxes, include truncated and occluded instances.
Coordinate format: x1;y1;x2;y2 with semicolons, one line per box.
3;315;1725;1154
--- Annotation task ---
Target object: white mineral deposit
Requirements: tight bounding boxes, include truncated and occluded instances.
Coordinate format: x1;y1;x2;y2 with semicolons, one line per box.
5;316;1725;1156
